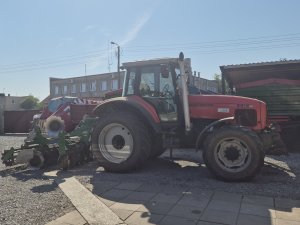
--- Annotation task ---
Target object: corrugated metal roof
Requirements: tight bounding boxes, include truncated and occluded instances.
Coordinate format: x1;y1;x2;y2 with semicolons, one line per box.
220;59;300;87
220;59;300;70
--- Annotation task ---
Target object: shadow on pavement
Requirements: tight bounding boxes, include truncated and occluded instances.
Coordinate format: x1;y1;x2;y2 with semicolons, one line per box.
80;151;300;225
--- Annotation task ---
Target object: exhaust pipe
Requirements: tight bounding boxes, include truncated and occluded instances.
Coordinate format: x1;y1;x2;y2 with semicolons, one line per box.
178;52;191;133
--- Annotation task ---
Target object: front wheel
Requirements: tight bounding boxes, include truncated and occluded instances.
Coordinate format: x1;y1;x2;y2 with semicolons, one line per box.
203;126;264;182
91;112;151;172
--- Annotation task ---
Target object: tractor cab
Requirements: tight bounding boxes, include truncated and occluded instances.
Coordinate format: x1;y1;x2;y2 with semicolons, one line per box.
121;57;190;124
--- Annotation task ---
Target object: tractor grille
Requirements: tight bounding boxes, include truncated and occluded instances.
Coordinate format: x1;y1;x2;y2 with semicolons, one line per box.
235;109;257;127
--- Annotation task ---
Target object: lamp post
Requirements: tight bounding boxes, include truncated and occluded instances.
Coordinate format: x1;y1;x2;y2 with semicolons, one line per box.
110;41;120;89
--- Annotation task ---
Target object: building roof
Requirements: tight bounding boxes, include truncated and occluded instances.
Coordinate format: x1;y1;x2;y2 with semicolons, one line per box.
220;59;300;70
220;59;300;87
50;71;125;81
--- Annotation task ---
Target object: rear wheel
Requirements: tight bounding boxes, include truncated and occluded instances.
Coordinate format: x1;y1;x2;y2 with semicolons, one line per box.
203;126;264;182
149;135;166;159
91;112;151;172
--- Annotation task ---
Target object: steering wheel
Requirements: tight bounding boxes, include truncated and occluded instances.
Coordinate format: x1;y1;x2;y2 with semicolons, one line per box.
161;84;174;99
162;84;169;93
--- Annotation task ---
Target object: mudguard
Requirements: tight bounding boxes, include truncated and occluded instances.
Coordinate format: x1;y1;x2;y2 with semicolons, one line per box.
195;117;234;150
93;96;161;133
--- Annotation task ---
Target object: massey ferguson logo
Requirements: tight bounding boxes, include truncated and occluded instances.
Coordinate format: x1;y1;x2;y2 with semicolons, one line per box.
237;104;253;108
218;108;230;113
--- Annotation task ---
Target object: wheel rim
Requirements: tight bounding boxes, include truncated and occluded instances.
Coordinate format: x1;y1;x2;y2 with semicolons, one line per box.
29;151;45;168
214;137;251;173
98;123;133;163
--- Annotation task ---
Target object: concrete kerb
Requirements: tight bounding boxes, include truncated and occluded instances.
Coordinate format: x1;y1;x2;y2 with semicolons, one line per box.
44;170;123;225
46;210;88;225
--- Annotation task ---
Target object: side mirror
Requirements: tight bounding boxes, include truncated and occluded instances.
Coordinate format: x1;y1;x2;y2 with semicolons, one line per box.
161;65;169;78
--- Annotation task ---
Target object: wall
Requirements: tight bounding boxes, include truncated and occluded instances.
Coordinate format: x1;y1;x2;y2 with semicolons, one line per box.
0;95;4;134
0;95;31;134
4;110;40;133
4;96;27;110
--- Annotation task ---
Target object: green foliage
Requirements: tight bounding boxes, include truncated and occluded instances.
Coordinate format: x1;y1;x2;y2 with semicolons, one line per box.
213;74;222;93
20;95;40;109
37;101;45;109
213;74;230;93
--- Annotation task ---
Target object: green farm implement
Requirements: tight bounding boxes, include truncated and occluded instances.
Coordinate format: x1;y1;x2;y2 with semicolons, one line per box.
1;117;96;169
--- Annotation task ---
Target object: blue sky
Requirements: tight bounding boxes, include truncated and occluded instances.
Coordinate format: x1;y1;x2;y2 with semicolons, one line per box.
1;0;300;100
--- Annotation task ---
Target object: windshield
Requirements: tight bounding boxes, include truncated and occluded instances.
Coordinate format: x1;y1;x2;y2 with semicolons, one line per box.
123;64;178;122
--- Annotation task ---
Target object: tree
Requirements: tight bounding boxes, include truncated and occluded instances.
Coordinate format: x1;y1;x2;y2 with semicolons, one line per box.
213;74;230;94
20;95;40;109
213;74;222;93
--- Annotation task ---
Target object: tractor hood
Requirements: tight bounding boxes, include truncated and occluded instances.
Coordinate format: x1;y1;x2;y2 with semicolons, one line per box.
188;94;267;129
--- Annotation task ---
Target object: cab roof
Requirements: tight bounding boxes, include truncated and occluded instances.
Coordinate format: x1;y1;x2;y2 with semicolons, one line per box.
121;58;191;68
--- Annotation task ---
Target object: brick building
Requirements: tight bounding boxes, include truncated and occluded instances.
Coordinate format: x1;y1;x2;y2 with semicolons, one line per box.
49;71;125;99
189;73;219;93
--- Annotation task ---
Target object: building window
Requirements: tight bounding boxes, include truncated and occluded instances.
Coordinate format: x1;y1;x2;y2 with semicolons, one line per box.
71;84;76;93
54;86;59;95
81;83;86;92
112;79;118;90
63;85;68;94
208;86;217;93
90;81;96;92
101;81;107;91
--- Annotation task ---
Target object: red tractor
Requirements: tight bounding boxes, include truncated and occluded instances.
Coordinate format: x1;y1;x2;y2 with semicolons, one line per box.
91;53;280;181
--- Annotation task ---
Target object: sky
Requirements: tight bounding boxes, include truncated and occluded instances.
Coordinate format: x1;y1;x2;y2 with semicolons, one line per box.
1;0;300;100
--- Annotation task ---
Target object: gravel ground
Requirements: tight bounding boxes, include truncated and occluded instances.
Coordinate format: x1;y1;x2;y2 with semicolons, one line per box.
74;148;300;200
0;135;26;170
0;135;74;225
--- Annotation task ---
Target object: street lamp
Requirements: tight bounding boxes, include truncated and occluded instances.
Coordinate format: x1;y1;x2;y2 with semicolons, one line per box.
110;41;121;89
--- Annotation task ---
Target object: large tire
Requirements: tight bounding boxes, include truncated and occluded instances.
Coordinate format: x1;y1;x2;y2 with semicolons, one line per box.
91;112;151;172
203;126;264;182
149;135;166;159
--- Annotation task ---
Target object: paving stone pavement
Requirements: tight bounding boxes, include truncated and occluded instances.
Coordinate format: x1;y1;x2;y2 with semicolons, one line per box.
48;179;300;225
46;210;87;225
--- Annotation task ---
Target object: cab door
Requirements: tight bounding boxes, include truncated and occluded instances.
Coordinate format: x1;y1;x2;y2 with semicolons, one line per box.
138;65;177;122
